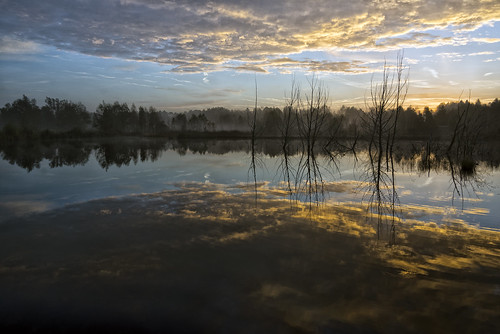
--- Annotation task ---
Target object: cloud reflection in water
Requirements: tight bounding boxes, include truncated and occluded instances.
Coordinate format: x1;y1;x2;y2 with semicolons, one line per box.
0;182;499;332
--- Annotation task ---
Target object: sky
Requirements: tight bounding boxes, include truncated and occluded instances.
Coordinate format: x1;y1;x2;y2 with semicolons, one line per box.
0;0;499;112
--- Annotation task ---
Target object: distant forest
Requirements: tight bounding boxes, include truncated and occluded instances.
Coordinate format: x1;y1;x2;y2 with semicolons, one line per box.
1;94;499;141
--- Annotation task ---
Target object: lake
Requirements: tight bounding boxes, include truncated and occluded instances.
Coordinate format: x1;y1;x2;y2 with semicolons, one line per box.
1;138;499;333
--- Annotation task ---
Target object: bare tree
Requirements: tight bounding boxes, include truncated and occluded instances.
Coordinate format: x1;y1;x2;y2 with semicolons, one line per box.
363;52;409;243
295;75;330;152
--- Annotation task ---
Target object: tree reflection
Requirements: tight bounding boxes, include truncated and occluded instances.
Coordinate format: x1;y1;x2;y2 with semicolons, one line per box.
275;139;352;211
273;137;495;244
248;135;260;202
1;141;85;172
1;136;496;237
48;142;91;168
0;139;169;172
93;139;170;170
359;53;408;243
0;138;270;172
363;145;399;243
395;141;492;208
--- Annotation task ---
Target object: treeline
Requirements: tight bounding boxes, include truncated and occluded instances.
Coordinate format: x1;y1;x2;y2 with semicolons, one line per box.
339;100;500;140
401;100;500;139
93;101;168;136
1;95;500;140
1;96;92;140
0;96;172;140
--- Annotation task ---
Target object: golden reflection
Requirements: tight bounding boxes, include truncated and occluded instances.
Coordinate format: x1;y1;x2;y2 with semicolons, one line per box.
1;181;499;332
144;182;500;260
462;207;490;215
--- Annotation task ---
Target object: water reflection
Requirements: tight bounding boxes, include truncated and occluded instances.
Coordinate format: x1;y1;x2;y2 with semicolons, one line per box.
1;138;498;232
1;182;498;332
256;139;498;240
1;138;292;172
94;140;167;170
0;139;162;171
275;140;353;210
394;141;496;207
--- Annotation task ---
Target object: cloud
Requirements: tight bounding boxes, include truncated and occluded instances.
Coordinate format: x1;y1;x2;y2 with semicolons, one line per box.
227;58;370;74
374;32;455;49
202;72;210;83
92;38;105;45
230;65;268;73
469;51;495;56
0;36;41;54
424;67;439;79
1;0;499;72
471;37;500;43
436;52;463;59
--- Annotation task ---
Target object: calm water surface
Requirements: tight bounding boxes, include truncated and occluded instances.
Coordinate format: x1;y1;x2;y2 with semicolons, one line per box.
1;138;499;229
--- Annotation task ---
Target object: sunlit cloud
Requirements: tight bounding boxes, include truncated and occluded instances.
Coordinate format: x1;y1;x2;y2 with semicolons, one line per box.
1;0;499;72
471;37;500;43
230;65;268;73
227;59;371;74
436;52;464;59
468;51;495;56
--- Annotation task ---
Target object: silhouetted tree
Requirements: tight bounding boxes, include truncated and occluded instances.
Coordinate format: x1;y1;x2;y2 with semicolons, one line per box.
1;95;41;131
44;97;91;131
147;107;168;135
172;113;187;132
260;107;282;137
